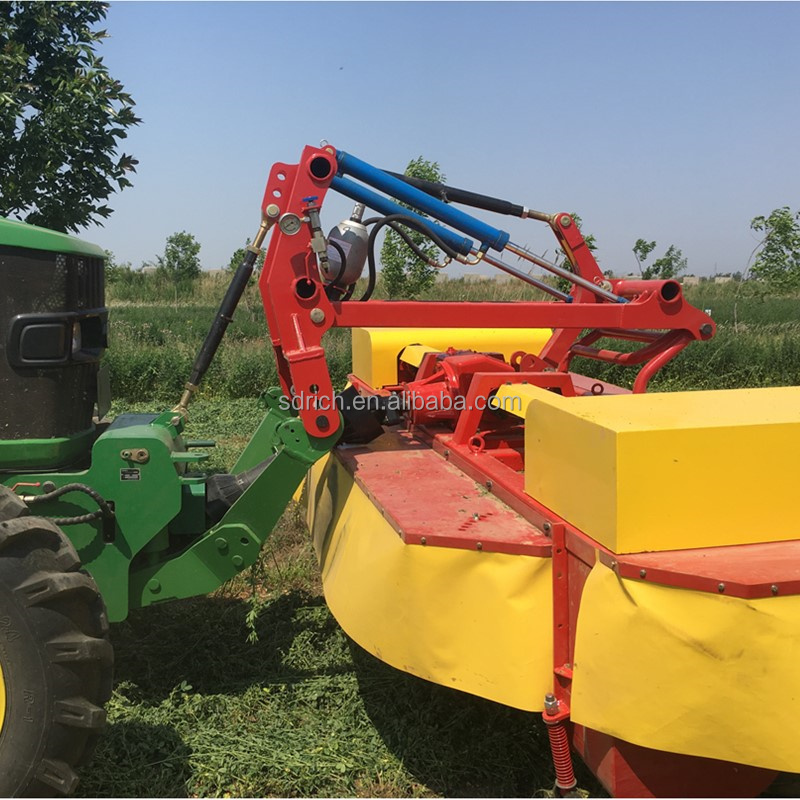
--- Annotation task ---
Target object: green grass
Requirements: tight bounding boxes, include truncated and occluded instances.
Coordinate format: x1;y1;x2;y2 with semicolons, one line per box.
104;276;800;401
79;525;592;798
77;400;603;798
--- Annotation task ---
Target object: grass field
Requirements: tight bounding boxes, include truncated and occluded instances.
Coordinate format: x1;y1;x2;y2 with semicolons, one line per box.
104;276;800;402
78;399;605;798
77;275;799;797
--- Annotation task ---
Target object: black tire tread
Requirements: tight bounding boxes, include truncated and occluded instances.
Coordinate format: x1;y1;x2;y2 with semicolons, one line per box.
35;759;80;795
0;513;113;797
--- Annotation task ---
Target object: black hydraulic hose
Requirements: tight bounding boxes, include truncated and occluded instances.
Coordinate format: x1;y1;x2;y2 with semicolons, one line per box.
324;241;354;303
361;213;462;301
385;220;442;264
26;483;115;525
326;238;348;287
53;511;104;526
384;171;528;218
187;247;260;388
363;214;462;261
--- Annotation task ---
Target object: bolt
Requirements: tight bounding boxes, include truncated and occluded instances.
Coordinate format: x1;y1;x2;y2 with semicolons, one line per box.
560;215;572;228
420;536;427;545
542;522;552;534
121;450;131;459
316;415;330;431
147;579;161;593
310;307;325;324
640;569;647;578
771;584;779;595
610;560;618;570
265;203;280;218
215;538;228;553
232;555;244;568
544;693;560;715
485;480;493;490
700;323;713;337
718;582;726;592
42;481;56;493
170;415;181;427
476;542;483;551
473;512;480;521
443;449;450;459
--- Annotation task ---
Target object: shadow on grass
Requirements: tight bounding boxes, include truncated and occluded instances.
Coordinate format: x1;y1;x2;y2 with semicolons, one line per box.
78;589;608;797
348;640;606;799
78;719;192;797
107;590;343;700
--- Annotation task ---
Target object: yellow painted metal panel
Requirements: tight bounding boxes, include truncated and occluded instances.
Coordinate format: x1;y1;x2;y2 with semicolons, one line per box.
572;563;800;772
494;382;537;419
520;385;800;552
352;327;551;389
398;344;437;367
307;453;554;711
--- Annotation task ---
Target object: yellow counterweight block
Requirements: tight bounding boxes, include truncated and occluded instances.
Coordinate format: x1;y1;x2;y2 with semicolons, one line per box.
496;383;800;553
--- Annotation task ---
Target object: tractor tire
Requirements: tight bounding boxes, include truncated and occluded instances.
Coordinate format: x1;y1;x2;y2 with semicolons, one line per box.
0;502;113;797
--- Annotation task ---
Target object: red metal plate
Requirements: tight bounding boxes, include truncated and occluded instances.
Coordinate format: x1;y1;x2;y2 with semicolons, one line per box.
600;540;800;599
336;432;552;557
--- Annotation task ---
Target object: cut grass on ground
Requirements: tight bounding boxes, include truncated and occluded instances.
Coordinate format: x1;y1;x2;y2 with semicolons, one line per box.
79;517;606;798
81;400;603;797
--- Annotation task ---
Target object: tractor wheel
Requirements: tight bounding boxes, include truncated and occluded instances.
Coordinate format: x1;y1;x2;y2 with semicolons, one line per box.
0;499;113;797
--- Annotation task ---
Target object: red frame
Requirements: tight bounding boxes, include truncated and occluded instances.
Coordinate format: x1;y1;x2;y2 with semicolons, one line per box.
259;145;716;438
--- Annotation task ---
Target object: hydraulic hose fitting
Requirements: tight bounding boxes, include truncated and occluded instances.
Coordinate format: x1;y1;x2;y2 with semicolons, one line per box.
251;216;272;251
458;249;485;267
305;204;330;275
173;382;199;420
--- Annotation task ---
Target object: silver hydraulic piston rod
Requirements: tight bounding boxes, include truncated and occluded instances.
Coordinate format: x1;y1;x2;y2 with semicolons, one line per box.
504;241;625;303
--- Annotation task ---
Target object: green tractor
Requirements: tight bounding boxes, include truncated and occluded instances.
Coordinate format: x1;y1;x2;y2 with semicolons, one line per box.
0;217;340;796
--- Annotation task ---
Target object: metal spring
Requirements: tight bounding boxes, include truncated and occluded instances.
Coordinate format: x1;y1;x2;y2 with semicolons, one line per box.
545;717;577;792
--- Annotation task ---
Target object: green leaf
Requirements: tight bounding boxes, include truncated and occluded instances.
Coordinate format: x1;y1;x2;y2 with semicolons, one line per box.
0;0;140;231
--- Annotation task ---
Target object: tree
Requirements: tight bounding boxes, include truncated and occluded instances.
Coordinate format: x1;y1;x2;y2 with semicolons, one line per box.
227;238;266;273
643;244;687;280
750;207;800;289
157;231;202;283
0;2;140;232
632;239;656;276
633;239;688;280
103;249;132;284
380;156;445;299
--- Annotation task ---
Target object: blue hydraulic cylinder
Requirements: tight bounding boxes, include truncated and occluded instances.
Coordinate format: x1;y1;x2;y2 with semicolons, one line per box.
331;175;474;257
336;151;510;253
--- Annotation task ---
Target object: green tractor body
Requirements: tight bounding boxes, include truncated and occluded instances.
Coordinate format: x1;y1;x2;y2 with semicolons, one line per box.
0;217;337;795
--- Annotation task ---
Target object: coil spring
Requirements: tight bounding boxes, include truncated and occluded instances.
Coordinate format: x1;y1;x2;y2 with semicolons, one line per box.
545;717;577;792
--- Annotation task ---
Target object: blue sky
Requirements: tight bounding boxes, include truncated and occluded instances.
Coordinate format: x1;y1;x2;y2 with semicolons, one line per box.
84;1;800;277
